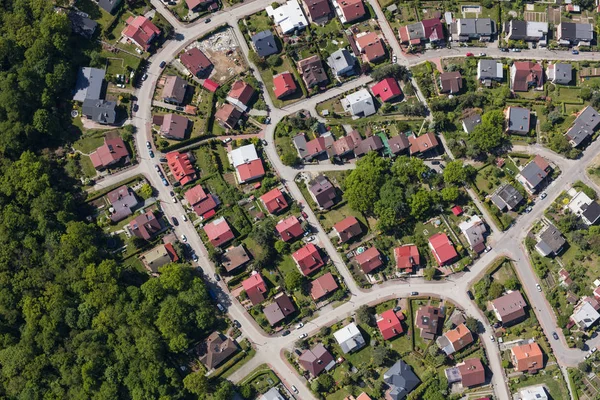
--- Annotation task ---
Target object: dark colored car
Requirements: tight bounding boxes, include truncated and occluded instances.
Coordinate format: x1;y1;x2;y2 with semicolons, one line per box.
132;104;139;112
411;291;419;296
171;216;179;226
205;18;211;23
159;61;166;68
169;191;175;197
233;320;241;328
552;332;559;340
467;290;474;300
159;158;167;163
214;273;221;282
282;330;291;336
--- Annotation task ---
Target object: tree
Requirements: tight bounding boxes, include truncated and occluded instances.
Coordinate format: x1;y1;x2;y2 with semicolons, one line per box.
372;346;391;366
239;384;254;399
281;151;300;166
356;305;373;326
248;50;265;68
138;183;153;199
410;189;433;220
317;374;335;392
285;270;305;292
183;372;209;395
267;54;282;67
465;316;479;333
344;152;390;215
468;110;505;154
274;240;290;254
424;266;436;281
443;160;467;185
441;186;459;203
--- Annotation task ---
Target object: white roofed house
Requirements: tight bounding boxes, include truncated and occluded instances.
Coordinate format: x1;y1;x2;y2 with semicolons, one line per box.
266;0;308;34
333;322;365;353
458;215;487;253
341;88;376;117
546;63;572;85
571;297;600;330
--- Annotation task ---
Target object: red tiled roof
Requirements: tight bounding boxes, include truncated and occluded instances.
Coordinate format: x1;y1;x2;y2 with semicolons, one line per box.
511;343;543;372
371;77;402;102
129;210;161;240
409;132;439;155
122;16;160;50
332;135;355;156
338;0;366;23
429;233;458;266
164;242;179;262
394;245;420;270
90;136;129;169
180;47;212;76
203;78;219;92
166;151;197;185
273;72;297;99
184;185;208;205
333;216;362;242
445;323;474;353
421;18;443;41
306;136;327;156
276;216;304;242
458;358;485;387
184;185;217;216
236;159;265;183
228;80;255;106
356;32;379;50
203;217;235;247
377;309;403;340
242;273;267;305
186;0;213;10
452;205;463;216
293;243;325;276
310;272;338;300
512;61;543;92
355;247;383;274
260;188;288;214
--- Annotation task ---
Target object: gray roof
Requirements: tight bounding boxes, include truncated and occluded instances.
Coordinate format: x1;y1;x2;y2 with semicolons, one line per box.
405;22;425;41
388;134;410;155
354;135;383;157
457;18;494;36
69;11;98;39
478;59;503;81
387;4;397;12
327;49;355;76
552;63;572;83
559;22;593;42
383;360;420;400
462;114;481;134
491;183;523;211
519;158;547;189
292;133;309;159
506;107;530;134
98;0;122;14
582;202;600;225
260;387;285;400
82;99;116;124
251;30;278;57
566;106;600;147
538;224;566;255
73;67;105;102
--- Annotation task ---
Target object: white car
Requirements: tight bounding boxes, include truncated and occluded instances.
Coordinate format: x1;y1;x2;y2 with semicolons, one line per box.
478;52;486;56
540;192;547;199
392;54;397;63
172;197;177;203
296;322;304;329
490;335;495;342
591;347;597;353
291;385;298;394
181;234;187;242
536;284;542;292
146;141;152;149
181;214;188;222
299;333;308;339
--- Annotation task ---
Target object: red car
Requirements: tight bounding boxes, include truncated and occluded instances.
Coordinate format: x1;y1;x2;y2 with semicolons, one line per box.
466;52;474;57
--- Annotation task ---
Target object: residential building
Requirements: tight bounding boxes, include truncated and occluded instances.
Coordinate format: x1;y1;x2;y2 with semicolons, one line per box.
355;247;383;274
221;245;251;272
372;77;402;102
197;332;238;370
332;0;366;24
546;63;572;85
519;386;548;400
89;135;129;170
276;216;304;242
203;217;235;248
298;344;335;377
266;0;308;34
298;55;328;88
166;151;197;185
504;20;548;43
162;75;188;105
383;360;420;400
82;99;116;125
160;114;189;140
98;0;121;14
69;11;98;39
302;0;332;24
377;309;403;340
203;79;219;93
215;103;243;130
122;16;160;51
310;272;339;300
333;322;365;353
572;298;600;330
273;72;297;99
251;30;279;57
421;17;445;42
327;49;356;77
260;188;288;214
107;185;138;222
186;0;217;12
180;47;212;77
510;342;543;373
305;136;328;160
557;22;593;46
517;155;551;194
439;71;463;94
332;134;358;157
445;358;485;388
559;268;574;288
462;114;481;134
415;305;443;340
565;106;600;148
408;132;439;156
293;243;325;275
226;80;255;112
129;210;161;240
242;272;268;305
455;18;494;41
355;32;386;63
263;292;296;325
387;134;410;156
510;61;543;92
491;183;524;211
477;60;503;85
429;233;458;266
260;387;285;400
343;88;376;117
184;185;218;217
394;245;420;272
458;215;487;253
308;175;337;209
566;190;600;225
333;216;362;242
141;243;179;273
398;21;426;46
354;135;383;157
229;144;265;184
535;223;566;257
73;67;105;102
437;323;473;355
491;290;527;326
505;106;530;135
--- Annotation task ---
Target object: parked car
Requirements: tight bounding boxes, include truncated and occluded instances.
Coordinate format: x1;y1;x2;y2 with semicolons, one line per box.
500;48;509;52
478;52;486;56
296;322;304;329
172;197;177;203
154;165;160;172
536;283;542;292
181;234;187;242
159;157;167;163
282;330;291;336
162;178;169;186
540;192;547;199
171;216;179;226
439;163;445;169
301;211;308;219
411;291;419;296
525;206;533;213
512;48;521;52
175;106;183;111
216;303;225;312
142;73;148;81
467;290;474;300
466;52;474;57
490;335;495;342
146;141;152;149
181;214;188;222
591;347;597;353
192;253;198;262
169;191;175;197
265;117;271;124
306;236;315;242
291;386;298;394
572;50;579;55
233;320;241;328
261;139;268;146
431;160;440;165
149;150;154;158
222;137;232;144
159;61;166;68
299;333;308;339
214;273;221;282
132;104;139;112
294;349;302;356
552;332;559;340
205;18;211;23
392;54;397;63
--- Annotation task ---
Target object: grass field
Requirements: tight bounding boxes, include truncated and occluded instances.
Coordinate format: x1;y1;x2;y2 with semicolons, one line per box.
317;203;368;232
80;155;98;178
73;129;111;154
258;56;305;108
556;86;582;102
244;11;273;34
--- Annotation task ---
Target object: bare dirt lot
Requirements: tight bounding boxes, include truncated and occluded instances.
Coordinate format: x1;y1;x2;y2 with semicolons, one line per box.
194;28;247;83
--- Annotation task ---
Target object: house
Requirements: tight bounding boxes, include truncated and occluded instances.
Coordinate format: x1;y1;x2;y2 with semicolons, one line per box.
263;292;296;326
310;272;339;301
332;135;358;157
415;305;443;340
122;16;161;51
141;243;179;273
107;185;138;222
160;114;189;140
203;217;235;247
298;55;328;88
355;247;383;274
69;11;98;39
462;114;481;134
566;190;600;225
308;175;337;209
556;22;593;46
571;298;600;330
446;358;485;388
333;216;362;243
260;188;288;214
546;63;572;85
129;210;161;240
519;386;548;400
327;49;356;78
332;0;366;24
565;106;600;148
333;322;365;353
510;61;543;92
458;215;487;253
437;323;473;355
82;99;116;125
302;0;332;24
221;245;251;272
536;223;566;257
251;30;279;57
388;134;411;156
504;20;548;43
260;388;285;400
89;135;129;170
305;136;328;160
242;272;268;305
342;89;376;117
273;72;298;99
439;71;463;94
186;0;217;12
354;135;383;157
180;47;212;77
162;75;188;105
429;233;458;266
197;332;238;370
276;216;305;242
559;268;573;287
215;103;243;130
166;151;197;185
394;245;420;272
477;60;503;85
266;0;308;34
491;290;527;326
298;344;336;377
510;342;543;373
226;80;255;112
185;185;218;217
398;22;426;46
505;106;531;135
355;32;386;63
421;18;445;42
73;67;105;102
455;18;494;41
491;183;524;211
98;0;121;14
517;156;551;194
377;309;403;340
293;243;325;275
372;77;402;102
383;360;420;400
344;393;372;400
292;133;310;161
230;144;265;183
408;132;439;156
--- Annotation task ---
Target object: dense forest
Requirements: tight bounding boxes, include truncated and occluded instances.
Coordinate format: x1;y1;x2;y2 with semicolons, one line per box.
0;2;220;398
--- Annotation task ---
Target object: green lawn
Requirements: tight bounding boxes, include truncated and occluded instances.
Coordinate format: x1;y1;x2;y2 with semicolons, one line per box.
556;86;582;102
258;56;305;108
509;365;569;400
244;11;273;34
276;254;297;277
73;129;110;154
316;203;368;232
75;0;114;28
312;19;348;56
240;364;280;395
80;155;98;178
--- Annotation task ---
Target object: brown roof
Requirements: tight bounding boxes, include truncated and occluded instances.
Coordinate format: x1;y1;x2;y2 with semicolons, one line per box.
263;293;296;326
180;47;212;76
215;103;243;129
129;210;161;240
355;247;383;274
332;135;356;156
310;272;339;300
298;344;335;377
160;113;189;140
409;132;439;155
228;80;255;107
354;135;383;157
333;216;362;242
309;175;337;209
302;0;331;21
298;55;328;88
444;323;473;353
220;245;250;272
440;71;463;93
458;358;486;387
415;305;443;340
491;291;527;325
162;75;188;104
388;134;410;155
197;332;238;369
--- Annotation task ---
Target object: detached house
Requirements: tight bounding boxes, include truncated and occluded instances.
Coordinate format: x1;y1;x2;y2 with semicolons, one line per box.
517;155;551;194
437;323;473;355
355;32;386;64
308;175;337;209
89;135;130;170
327;49;356;78
333;216;362;242
226;80;255;112
355;247;383;274
215;104;243;130
301;0;332;24
162;75;188;105
394;245;420;272
567;190;600;225
505;107;531;135
293;243;325;275
298;344;335;377
273;72;298;99
504;20;548;44
130;211;161;240
166;151;197;185
160;114;189;140
266;0;308;34
251;30;279;57
184;185;218;218
229;144;265;184
535;223;565;257
491;290;527;326
462;114;481;134
197;332;238;370
221;245;250;272
510;61;543;92
372;77;402;102
491;183;524;212
383;360;420;400
415;305;443;340
446;358;486;388
298;55;328;88
428;233;458;266
122;16;160;51
343;88;376;117
511;342;543;373
458;215;487;253
141;243;178;274
408;132;439;156
180;47;212;77
260;188;288;214
310;272;338;301
82;99;116;125
98;0;121;14
263;293;296;326
332;0;366;24
439;71;463;94
547;63;572;85
565;106;600;148
242;272;268;305
377;309;403;340
334;322;365;353
557;22;593;47
107;185;138;222
477;60;503;85
454;18;494;42
203;217;235;248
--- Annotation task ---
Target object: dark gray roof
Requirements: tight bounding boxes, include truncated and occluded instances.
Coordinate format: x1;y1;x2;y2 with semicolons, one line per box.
354;135;383;157
478;59;503;81
462;114;481;134
457;18;494;36
82;99;116;124
559;22;593;42
383;360;420;400
73;67;105;102
538;224;566;255
566;106;600;147
251;30;278;57
583;202;600;225
98;0;122;14
326;49;355;76
491;184;523;211
504;20;527;40
292;133;309;159
69;11;98;39
519;159;547;189
506;107;530;134
405;22;425;41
